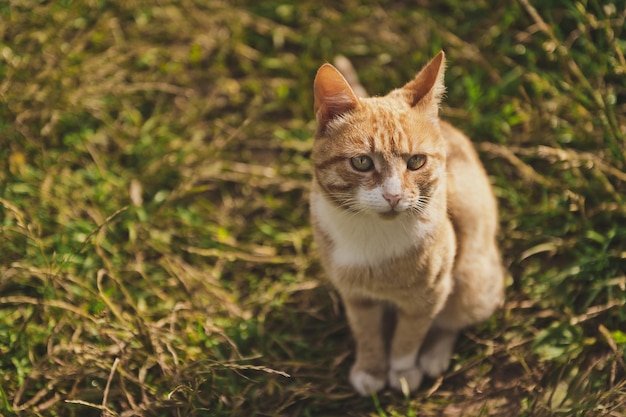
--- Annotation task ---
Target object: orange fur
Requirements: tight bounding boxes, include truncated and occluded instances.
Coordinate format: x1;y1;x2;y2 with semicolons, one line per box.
310;52;504;395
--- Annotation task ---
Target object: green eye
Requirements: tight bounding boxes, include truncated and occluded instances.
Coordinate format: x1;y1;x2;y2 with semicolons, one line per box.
407;154;427;171
350;155;374;172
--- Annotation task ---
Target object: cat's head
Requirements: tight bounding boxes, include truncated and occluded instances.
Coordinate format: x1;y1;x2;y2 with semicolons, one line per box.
312;51;448;220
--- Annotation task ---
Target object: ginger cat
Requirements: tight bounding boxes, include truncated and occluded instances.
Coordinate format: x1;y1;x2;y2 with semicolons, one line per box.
310;51;504;395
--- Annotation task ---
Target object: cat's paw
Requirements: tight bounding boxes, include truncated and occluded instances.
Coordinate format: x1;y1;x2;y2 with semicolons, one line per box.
350;367;386;396
419;350;451;378
418;330;456;378
388;366;423;393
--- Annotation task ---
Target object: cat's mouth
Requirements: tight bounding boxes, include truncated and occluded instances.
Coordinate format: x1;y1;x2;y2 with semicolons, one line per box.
378;209;401;219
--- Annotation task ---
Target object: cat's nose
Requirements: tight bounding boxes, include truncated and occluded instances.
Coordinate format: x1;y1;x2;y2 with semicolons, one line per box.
383;192;402;208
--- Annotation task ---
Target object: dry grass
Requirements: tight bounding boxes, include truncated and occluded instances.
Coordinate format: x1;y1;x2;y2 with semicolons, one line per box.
1;0;625;416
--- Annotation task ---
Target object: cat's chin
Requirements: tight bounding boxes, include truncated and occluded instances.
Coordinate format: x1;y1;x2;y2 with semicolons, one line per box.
377;210;402;220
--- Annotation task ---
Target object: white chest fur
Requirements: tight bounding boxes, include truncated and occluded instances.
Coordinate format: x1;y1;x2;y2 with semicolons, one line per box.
312;192;430;267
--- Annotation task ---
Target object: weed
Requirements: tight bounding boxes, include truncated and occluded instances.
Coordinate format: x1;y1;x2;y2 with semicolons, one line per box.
1;0;624;416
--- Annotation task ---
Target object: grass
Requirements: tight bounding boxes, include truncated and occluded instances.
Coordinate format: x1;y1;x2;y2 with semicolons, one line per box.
1;0;625;416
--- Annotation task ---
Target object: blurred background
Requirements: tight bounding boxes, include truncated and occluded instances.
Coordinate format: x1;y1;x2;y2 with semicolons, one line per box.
1;1;625;416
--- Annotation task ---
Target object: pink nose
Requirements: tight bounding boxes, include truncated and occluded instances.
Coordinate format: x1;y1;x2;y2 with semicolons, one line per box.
383;192;402;208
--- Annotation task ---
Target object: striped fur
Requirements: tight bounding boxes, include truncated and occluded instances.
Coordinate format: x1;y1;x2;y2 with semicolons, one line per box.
310;52;505;396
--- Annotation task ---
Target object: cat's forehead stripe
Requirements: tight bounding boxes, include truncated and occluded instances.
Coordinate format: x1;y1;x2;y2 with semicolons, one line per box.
363;103;413;153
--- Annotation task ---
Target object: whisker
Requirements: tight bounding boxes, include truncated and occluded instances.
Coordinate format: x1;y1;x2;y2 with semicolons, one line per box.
408;195;432;217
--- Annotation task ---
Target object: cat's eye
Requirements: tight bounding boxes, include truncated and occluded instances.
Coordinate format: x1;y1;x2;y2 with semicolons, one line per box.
350;155;374;172
407;154;427;171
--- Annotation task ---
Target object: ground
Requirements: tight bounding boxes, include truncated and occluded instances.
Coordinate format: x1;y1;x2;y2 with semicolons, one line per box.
1;1;625;416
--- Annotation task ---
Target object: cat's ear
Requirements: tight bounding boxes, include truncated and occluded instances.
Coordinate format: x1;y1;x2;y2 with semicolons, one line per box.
401;51;446;117
314;63;359;130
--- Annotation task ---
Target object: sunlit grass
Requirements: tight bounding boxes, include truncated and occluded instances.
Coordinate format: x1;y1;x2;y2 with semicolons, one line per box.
1;0;624;416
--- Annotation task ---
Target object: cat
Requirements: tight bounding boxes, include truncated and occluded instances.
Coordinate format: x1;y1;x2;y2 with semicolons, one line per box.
310;51;504;396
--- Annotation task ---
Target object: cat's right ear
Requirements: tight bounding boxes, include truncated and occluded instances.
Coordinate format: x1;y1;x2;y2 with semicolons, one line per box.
314;64;359;131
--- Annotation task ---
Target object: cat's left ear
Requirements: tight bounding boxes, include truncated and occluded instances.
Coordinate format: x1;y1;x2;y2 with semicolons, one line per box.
314;63;359;131
402;51;446;118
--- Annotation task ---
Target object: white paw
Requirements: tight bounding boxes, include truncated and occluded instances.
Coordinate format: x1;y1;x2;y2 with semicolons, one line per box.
419;330;456;377
419;350;451;378
350;367;386;396
388;366;423;394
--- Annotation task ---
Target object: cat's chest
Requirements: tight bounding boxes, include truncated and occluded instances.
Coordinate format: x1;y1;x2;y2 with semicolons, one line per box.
312;193;430;267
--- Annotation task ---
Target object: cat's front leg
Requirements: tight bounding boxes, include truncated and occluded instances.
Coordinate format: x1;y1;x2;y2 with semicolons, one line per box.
418;326;458;378
343;296;388;396
388;308;432;393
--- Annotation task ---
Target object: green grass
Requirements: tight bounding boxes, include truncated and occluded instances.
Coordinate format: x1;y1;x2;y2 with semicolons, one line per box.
1;0;625;416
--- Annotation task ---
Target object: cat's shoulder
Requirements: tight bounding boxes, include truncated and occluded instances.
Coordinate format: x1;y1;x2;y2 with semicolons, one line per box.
439;120;481;165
